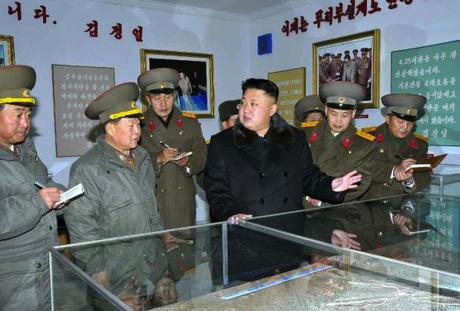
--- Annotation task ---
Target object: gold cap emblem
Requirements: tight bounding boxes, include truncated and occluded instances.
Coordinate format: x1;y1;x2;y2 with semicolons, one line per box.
22;89;30;97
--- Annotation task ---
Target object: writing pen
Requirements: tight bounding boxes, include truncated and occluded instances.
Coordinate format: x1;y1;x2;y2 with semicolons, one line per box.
159;141;172;149
34;181;46;189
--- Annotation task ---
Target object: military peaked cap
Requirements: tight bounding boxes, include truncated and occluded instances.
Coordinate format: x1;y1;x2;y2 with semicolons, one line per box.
0;65;36;106
85;82;142;124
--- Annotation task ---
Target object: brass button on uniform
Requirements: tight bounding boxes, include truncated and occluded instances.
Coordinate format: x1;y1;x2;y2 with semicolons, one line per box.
35;263;42;269
377;231;383;237
178;186;183;190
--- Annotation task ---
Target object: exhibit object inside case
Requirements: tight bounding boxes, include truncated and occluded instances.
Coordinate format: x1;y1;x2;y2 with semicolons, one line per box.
51;192;460;310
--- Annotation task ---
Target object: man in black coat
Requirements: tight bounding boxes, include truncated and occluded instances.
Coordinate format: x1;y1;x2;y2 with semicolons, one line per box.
204;78;361;283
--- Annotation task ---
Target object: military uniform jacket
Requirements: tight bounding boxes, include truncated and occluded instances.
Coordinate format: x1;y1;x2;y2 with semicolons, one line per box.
361;123;431;200
0;138;62;311
64;137;165;294
356;57;371;85
303;120;376;202
330;61;343;81
319;61;331;84
140;106;207;230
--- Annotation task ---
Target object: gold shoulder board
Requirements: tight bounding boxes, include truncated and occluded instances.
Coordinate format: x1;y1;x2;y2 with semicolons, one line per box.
182;112;197;119
360;126;377;133
356;130;376;142
414;132;429;143
301;120;320;128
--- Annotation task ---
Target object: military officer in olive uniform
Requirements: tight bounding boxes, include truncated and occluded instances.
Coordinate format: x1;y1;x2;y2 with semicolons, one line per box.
65;82;174;309
294;95;325;128
218;99;240;130
0;65;64;311
302;82;377;206
361;93;431;201
138;68;207;233
356;48;372;100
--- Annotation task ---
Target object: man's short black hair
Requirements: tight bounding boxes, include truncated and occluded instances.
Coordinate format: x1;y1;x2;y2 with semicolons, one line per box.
241;78;279;102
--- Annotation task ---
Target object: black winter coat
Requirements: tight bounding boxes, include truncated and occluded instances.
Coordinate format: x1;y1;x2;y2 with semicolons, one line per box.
204;114;343;223
204;114;344;282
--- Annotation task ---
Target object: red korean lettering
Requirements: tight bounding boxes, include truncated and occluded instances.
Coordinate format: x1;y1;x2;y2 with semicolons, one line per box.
85;20;99;38
110;23;123;40
8;1;22;21
334;3;345;23
355;0;368;17
299;16;308;32
132;26;143;42
345;0;356;20
369;0;382;14
313;9;324;28
386;0;398;9
324;7;334;25
34;5;49;24
282;20;289;36
290;17;299;34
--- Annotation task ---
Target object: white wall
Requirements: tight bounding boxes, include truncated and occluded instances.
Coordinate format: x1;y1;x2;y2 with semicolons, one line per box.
0;0;250;184
249;0;460;164
2;0;460;184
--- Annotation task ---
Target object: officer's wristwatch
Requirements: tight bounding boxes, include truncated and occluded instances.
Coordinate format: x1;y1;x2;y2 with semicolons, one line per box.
183;165;192;176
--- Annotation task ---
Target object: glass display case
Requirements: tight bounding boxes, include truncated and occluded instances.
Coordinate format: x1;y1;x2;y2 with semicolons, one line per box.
51;193;460;310
427;164;460;196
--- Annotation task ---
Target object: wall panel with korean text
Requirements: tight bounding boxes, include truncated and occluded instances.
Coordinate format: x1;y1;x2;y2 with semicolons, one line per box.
391;40;460;146
268;67;306;126
52;65;115;157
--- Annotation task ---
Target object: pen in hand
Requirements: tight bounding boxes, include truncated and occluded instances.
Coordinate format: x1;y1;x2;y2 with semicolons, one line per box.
159;141;172;149
34;181;46;189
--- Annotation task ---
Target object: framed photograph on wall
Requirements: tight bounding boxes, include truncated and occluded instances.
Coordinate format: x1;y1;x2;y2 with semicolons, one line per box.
140;49;215;118
312;29;380;109
268;67;306;126
0;34;15;67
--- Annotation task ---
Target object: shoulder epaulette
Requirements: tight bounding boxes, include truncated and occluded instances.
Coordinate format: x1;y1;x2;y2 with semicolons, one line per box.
182;112;197;119
414;132;429;143
360;126;377;133
301;120;320;128
356;130;375;142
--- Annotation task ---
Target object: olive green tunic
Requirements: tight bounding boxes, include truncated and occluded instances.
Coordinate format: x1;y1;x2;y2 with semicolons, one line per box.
303;120;376;203
140;107;207;231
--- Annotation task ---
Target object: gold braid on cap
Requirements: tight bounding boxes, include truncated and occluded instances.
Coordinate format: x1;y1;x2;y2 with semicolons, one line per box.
0;97;36;105
109;107;143;120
